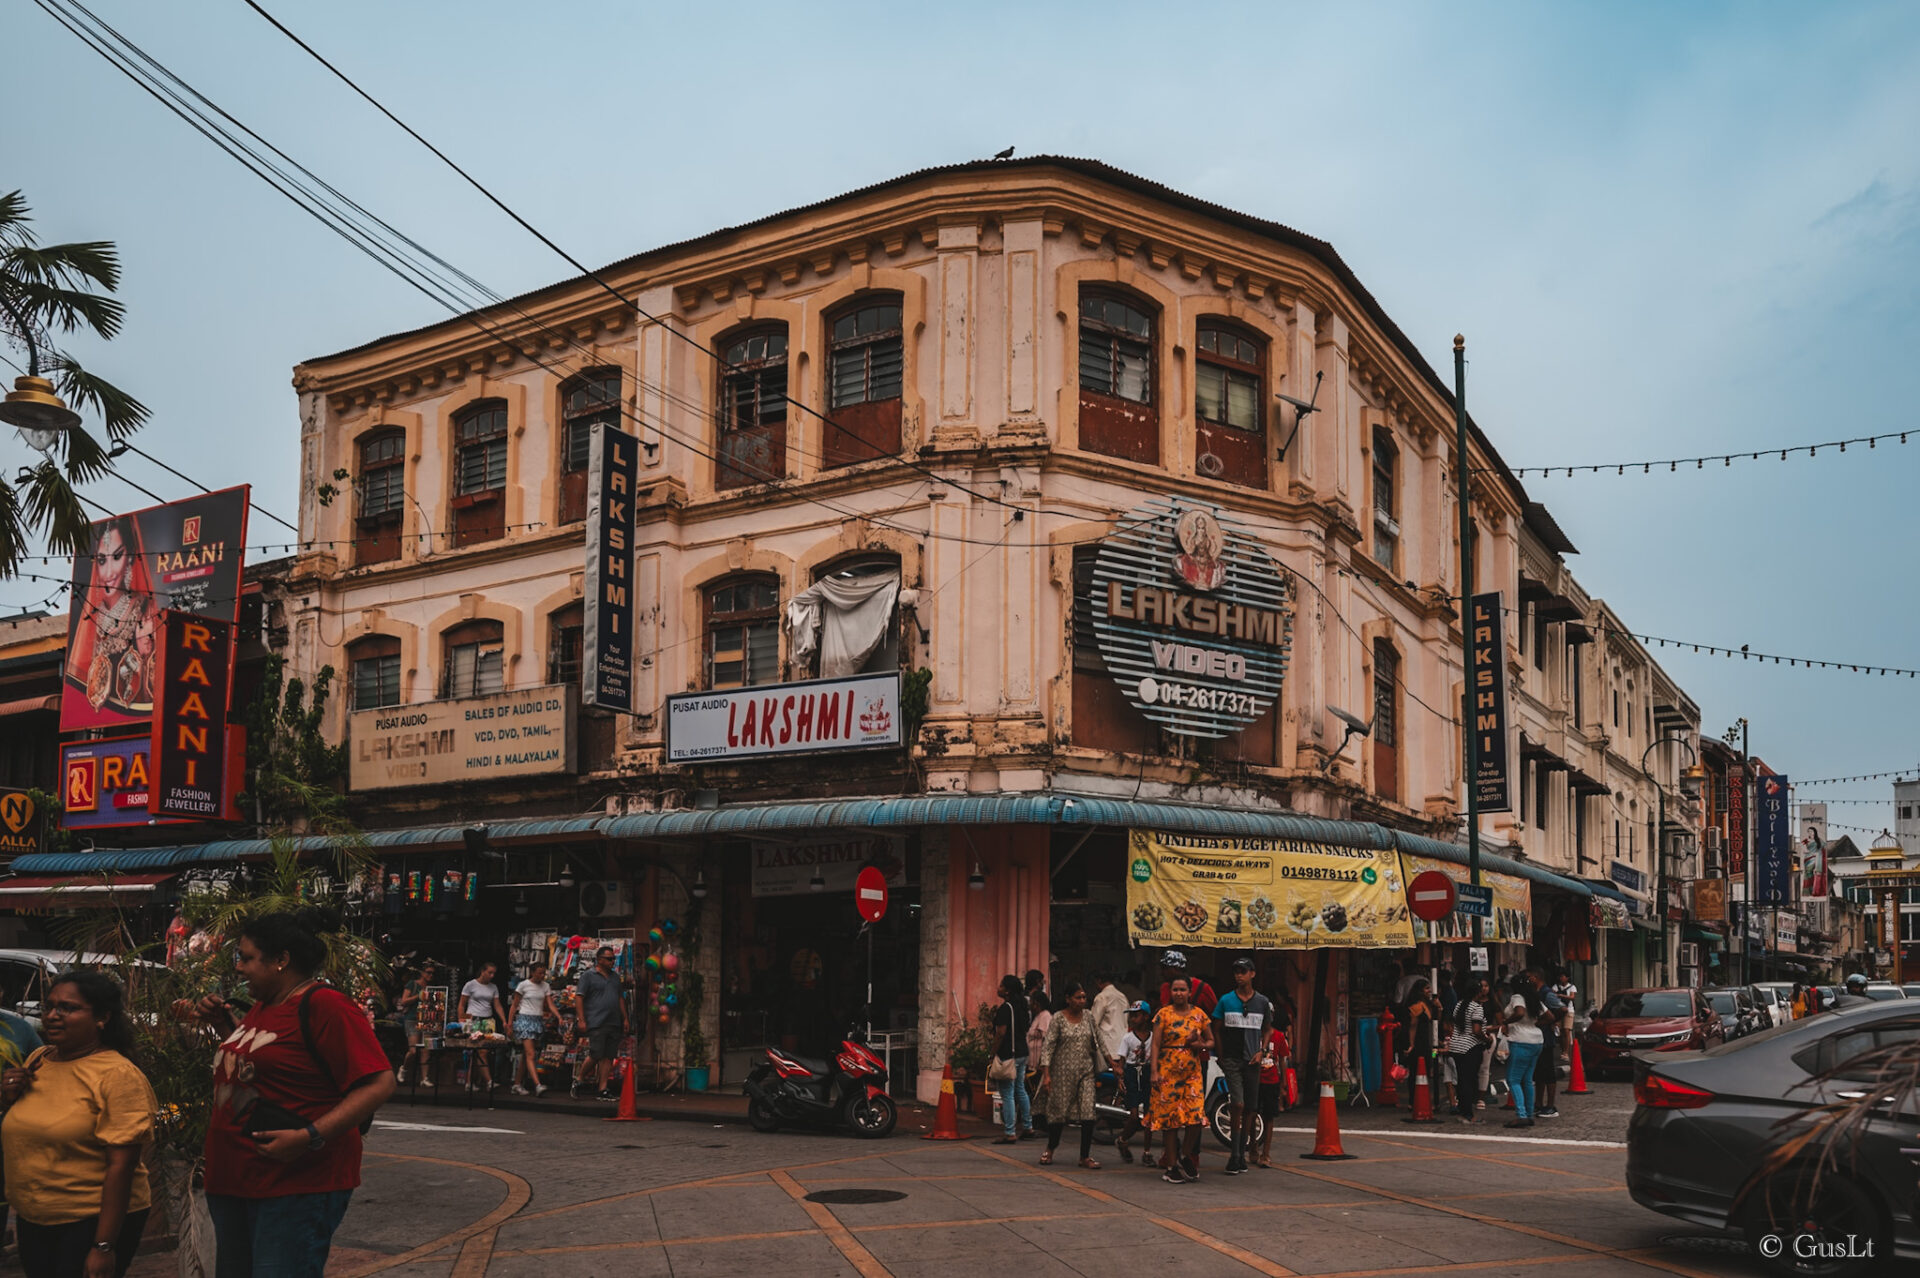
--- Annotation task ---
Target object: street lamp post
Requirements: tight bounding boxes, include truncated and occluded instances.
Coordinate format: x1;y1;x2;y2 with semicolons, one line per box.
0;291;84;446
1644;732;1699;984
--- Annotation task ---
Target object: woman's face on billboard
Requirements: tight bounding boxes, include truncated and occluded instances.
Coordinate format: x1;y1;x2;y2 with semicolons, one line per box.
96;526;130;595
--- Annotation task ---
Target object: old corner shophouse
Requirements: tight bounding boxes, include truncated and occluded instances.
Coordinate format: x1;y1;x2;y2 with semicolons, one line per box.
279;158;1656;1101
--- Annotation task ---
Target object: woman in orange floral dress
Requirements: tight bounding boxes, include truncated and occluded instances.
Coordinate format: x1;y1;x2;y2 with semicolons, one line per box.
1148;975;1213;1183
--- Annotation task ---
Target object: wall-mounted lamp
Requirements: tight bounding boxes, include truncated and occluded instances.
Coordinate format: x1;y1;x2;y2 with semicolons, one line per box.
691;869;709;900
967;860;986;891
809;867;826;892
513;891;529;916
557;862;576;889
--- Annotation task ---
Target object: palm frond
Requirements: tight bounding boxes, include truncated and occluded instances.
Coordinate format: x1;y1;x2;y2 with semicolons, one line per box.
1747;1038;1920;1225
14;459;94;561
50;355;148;439
4;275;126;339
3;239;123;294
0;476;25;580
0;191;32;244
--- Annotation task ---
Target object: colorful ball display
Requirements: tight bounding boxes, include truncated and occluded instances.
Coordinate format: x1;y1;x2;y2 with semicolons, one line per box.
661;953;679;973
643;955;661;973
648;927;664;945
662;918;678;935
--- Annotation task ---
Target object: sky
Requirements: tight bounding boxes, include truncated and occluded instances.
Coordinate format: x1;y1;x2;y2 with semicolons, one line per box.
5;0;1918;820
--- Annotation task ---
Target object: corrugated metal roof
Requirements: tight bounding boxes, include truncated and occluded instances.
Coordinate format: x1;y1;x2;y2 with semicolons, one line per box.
7;797;1594;898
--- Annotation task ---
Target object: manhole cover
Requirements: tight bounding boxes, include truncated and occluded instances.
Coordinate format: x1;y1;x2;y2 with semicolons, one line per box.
804;1189;908;1205
1659;1234;1752;1255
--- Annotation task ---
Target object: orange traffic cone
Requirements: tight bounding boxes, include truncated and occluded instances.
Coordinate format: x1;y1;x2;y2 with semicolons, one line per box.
1405;1054;1437;1123
922;1063;970;1141
1299;1081;1356;1160
603;1058;650;1122
1565;1038;1592;1095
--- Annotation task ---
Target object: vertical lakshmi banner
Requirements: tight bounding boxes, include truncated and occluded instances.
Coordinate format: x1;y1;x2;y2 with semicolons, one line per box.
1125;829;1414;949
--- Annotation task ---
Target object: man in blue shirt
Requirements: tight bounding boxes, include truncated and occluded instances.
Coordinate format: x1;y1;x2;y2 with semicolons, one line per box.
1212;957;1272;1175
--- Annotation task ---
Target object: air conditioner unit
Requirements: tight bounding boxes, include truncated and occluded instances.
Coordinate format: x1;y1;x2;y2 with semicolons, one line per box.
1704;827;1722;852
1677;942;1701;968
578;880;633;921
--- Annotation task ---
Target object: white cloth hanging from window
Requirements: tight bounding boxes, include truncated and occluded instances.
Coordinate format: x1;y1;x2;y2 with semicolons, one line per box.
786;571;900;678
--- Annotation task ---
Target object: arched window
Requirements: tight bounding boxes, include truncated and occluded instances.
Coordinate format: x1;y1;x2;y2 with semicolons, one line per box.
793;555;901;678
1371;427;1399;571
1372;639;1400;803
441;620;504;699
705;577;779;689
1195;320;1267;487
353;429;405;566
451;399;508;546
1077;288;1158;464
559;370;621;523
825;296;903;466
547;602;584;687
718;325;789;489
349;635;402;710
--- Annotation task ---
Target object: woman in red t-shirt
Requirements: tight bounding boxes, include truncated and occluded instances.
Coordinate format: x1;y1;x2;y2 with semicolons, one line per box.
182;908;394;1278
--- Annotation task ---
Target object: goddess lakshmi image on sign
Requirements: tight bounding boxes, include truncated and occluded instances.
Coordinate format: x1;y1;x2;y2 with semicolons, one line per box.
64;518;158;715
1173;508;1226;591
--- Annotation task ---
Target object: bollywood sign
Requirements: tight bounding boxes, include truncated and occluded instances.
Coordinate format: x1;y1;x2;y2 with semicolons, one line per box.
348;685;577;791
1756;774;1792;906
1401;854;1533;944
665;672;901;763
582;422;638;711
61;487;249;733
1090;498;1292;739
1124;829;1414;949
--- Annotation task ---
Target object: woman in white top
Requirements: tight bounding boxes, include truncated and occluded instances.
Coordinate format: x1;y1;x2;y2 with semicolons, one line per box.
508;963;558;1096
459;963;506;1091
1500;981;1547;1128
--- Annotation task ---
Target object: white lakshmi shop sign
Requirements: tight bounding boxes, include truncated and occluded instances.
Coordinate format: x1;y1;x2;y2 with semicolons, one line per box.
665;671;901;763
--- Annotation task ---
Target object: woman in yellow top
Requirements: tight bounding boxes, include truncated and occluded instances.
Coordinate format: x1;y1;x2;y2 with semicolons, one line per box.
1147;975;1213;1184
0;971;156;1278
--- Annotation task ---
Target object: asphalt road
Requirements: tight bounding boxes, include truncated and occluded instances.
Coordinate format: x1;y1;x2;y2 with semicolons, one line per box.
155;1082;1792;1278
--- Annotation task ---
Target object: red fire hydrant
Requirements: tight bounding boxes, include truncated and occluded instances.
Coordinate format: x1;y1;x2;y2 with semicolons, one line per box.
1376;1007;1400;1106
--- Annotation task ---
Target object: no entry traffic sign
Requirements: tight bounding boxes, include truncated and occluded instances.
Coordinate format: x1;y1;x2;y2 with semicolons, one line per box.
855;865;890;922
1407;870;1458;923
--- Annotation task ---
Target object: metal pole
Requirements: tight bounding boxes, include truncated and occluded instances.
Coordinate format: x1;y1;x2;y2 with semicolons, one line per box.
1455;335;1481;949
1658;782;1667;983
1743;720;1753;984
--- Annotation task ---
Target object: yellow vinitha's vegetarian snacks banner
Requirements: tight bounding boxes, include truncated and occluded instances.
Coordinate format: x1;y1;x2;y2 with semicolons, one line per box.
1125;829;1415;948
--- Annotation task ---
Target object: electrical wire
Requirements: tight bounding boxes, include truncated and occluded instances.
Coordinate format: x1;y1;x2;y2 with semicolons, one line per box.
235;0;1045;521
1796;769;1920;788
1488;430;1913;479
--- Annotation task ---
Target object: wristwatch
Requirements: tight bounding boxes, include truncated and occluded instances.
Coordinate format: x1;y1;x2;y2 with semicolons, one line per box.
93;1242;113;1254
304;1122;326;1151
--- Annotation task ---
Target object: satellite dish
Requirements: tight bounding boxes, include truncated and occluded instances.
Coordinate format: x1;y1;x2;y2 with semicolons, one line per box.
1324;704;1372;774
1275;371;1324;462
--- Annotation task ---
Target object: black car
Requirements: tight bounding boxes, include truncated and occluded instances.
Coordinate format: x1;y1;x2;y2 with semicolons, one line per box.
1627;998;1920;1274
1702;986;1767;1040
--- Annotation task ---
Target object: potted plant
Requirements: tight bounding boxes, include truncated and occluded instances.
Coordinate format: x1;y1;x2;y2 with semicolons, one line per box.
948;1005;997;1115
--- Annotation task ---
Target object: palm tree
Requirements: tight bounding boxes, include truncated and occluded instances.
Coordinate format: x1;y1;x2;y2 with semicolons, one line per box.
0;189;149;578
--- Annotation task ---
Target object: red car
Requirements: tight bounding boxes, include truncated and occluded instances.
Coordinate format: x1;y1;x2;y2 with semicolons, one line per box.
1579;987;1723;1076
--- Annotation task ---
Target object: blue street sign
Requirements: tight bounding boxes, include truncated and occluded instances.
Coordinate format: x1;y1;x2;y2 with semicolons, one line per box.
1456;883;1494;918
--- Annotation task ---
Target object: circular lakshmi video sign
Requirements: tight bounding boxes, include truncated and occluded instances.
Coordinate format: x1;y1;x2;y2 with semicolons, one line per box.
1091;497;1293;739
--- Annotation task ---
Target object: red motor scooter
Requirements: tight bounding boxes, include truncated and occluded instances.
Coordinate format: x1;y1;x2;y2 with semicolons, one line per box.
744;1028;897;1139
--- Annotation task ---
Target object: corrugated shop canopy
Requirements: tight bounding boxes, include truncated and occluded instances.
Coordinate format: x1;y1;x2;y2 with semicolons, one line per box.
9;796;1601;898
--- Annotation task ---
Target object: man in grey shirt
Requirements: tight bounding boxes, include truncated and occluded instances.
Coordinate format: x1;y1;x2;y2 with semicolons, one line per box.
574;947;629;1100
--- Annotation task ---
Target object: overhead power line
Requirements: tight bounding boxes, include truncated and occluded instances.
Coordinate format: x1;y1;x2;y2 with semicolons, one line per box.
1796;769;1920;788
1491;429;1912;479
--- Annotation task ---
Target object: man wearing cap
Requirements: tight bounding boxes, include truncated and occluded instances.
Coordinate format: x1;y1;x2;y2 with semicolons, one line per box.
1090;972;1129;1073
1212;957;1272;1175
1157;950;1218;1013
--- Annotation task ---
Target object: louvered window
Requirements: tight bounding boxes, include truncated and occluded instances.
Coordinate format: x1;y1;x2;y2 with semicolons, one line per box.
1079;292;1154;404
350;636;402;710
1372;428;1399;571
722;329;789;430
562;371;620;472
706;578;779;689
454;401;508;495
356;431;405;518
442;621;504;699
1195;323;1262;430
828;303;903;408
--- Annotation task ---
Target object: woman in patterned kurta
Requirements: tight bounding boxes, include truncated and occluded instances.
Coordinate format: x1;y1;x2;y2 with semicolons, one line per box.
1149;976;1213;1182
1037;982;1106;1168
